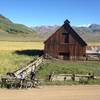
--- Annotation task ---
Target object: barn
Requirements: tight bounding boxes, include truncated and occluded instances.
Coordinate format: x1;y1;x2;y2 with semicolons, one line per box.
44;20;87;60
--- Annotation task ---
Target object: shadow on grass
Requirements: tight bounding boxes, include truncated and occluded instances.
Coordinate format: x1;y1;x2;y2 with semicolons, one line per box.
15;49;44;57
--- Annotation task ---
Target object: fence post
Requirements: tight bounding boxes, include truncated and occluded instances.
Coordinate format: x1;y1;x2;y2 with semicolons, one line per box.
71;73;75;81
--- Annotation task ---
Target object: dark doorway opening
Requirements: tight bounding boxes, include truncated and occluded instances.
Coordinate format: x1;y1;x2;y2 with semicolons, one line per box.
59;52;70;60
62;33;69;43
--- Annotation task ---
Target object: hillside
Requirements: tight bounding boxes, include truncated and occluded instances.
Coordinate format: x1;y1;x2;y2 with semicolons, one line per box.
32;25;60;38
0;14;100;42
0;14;40;41
74;25;100;42
32;24;100;42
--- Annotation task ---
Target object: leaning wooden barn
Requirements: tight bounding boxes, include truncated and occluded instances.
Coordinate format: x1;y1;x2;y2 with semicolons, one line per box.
44;20;87;60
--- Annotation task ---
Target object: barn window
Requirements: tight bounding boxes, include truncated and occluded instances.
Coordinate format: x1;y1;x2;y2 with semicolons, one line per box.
52;39;59;45
62;33;69;43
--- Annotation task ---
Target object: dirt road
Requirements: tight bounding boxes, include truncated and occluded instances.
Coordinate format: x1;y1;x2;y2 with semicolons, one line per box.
0;85;100;100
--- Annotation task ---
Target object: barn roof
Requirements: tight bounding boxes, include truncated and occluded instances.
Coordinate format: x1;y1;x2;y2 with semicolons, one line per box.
44;20;87;46
64;24;87;46
44;25;63;43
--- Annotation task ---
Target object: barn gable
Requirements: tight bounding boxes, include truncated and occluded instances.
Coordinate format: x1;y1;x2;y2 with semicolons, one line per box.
44;20;87;46
44;20;87;60
64;23;87;46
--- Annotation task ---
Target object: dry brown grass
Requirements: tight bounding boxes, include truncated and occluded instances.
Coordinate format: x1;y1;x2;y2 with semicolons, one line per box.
0;41;44;51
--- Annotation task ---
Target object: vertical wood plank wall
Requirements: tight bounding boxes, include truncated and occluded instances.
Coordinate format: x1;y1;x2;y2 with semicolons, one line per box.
44;25;86;60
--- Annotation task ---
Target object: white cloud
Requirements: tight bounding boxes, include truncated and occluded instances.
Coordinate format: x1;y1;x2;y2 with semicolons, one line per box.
76;24;91;27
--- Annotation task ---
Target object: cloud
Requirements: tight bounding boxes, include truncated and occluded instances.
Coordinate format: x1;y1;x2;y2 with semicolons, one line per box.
77;24;91;27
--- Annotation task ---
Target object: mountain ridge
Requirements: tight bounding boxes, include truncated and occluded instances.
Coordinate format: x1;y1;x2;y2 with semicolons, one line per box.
0;14;39;41
32;24;100;42
0;14;100;42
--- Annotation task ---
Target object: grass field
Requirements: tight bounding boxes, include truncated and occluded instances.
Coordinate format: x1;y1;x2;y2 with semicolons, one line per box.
0;41;44;74
0;51;36;74
0;41;44;51
88;42;100;46
37;59;100;79
0;41;100;85
0;41;100;51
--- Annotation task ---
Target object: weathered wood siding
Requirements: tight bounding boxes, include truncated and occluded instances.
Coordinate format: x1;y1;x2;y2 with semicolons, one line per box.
44;22;87;60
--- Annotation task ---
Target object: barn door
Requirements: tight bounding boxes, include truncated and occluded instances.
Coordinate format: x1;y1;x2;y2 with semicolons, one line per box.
63;53;70;60
62;33;69;43
59;52;70;60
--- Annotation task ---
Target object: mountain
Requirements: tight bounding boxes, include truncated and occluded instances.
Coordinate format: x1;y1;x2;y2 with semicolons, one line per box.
32;25;60;38
0;14;39;41
74;25;100;42
32;24;100;42
89;24;100;33
0;14;100;42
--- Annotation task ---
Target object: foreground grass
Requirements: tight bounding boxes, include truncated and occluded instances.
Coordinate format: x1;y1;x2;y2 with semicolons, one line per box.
0;41;44;74
0;41;100;85
0;52;100;85
37;59;100;85
37;59;100;79
0;51;36;74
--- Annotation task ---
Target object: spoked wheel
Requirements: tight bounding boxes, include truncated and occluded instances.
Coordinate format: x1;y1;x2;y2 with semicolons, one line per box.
32;79;40;88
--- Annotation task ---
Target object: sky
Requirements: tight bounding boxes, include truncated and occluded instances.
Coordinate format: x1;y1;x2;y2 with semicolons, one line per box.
0;0;100;26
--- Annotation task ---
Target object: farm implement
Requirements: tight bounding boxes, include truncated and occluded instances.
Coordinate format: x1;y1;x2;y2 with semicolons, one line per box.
0;57;43;89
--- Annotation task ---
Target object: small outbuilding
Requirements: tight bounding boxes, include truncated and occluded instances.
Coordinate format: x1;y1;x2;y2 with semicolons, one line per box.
44;20;87;60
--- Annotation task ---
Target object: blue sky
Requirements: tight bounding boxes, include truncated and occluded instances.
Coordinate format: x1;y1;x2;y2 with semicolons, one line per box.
0;0;100;26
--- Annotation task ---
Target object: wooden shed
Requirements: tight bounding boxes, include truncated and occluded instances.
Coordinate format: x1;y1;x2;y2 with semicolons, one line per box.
44;20;87;60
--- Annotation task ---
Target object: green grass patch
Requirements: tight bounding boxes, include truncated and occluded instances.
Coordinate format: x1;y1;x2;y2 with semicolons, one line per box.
0;50;100;85
37;59;100;79
0;51;35;74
